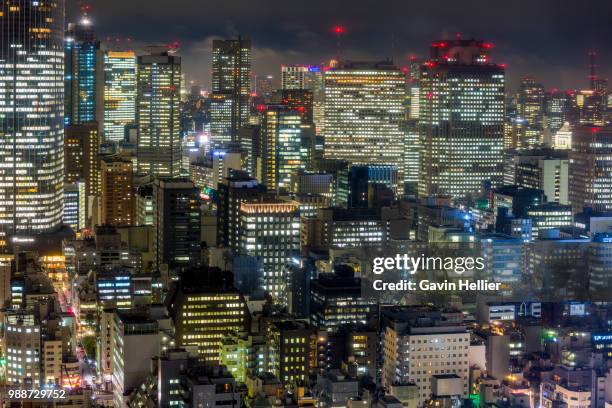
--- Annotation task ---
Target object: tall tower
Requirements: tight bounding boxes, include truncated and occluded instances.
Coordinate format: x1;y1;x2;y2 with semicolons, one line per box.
516;76;546;148
64;7;103;126
260;105;305;193
136;46;182;177
589;51;598;91
323;60;406;193
418;39;505;199
100;156;135;226
210;38;251;147
104;51;137;142
0;0;66;241
153;178;201;270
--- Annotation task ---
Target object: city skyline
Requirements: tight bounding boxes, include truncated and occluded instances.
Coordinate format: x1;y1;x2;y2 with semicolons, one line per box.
0;1;611;406
68;0;612;90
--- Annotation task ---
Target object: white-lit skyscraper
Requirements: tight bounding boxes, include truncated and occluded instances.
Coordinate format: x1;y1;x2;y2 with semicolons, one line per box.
323;61;406;193
104;51;137;142
418;39;505;199
0;0;65;241
136;47;181;177
211;38;251;147
281;65;308;90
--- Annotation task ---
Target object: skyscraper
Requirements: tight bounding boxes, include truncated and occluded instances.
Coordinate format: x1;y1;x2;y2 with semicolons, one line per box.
0;0;65;241
260;105;306;192
64;123;100;199
324;61;406;193
136;47;182;177
516;77;546;148
304;65;325;135
217;172;265;252
545;90;570;134
239;198;300;299
104;51;137;142
153;178;201;270
569;126;612;213
281;64;308;89
211;38;251;146
167;268;250;363
65;12;103;126
254;74;274;101
100;156;135;226
418;39;505;199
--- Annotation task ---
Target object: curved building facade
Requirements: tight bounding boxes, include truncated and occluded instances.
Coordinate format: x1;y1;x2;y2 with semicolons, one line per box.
0;0;65;241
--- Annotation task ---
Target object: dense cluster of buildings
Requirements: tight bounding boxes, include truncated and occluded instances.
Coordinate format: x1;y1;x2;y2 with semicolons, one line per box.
0;2;611;408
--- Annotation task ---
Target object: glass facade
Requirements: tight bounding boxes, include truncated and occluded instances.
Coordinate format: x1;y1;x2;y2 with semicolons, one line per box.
64;17;101;125
419;39;505;199
262;106;303;192
323;62;406;193
239;201;300;299
136;49;181;177
104;51;136;142
0;0;65;240
210;38;251;147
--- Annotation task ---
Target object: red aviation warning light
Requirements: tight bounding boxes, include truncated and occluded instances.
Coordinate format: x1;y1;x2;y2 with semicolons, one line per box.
332;25;346;35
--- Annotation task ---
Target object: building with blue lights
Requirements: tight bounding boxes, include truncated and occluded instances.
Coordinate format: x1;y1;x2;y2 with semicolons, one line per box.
65;15;103;126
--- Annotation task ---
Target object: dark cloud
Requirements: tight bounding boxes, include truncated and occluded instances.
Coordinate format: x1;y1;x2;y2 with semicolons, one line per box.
69;0;612;91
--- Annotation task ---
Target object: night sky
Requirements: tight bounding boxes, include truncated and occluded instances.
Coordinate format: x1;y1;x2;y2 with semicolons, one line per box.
68;0;612;92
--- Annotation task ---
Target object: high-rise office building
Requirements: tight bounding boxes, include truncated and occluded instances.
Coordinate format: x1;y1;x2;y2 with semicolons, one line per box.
64;123;100;200
100;156;135;226
211;38;251;146
272;89;315;125
418;39;505;199
546;91;570;134
381;306;469;405
304;66;325;135
104;51;137;142
136;47;182;177
217;172;266;252
569;126;612;213
254;74;274;101
0;0;65;241
324;61;406;193
505;149;569;204
404;60;421;193
573;89;606;127
65;12;103;126
260;105;306;192
63;182;86;232
153;178;201;270
167;268;250;363
309;267;375;332
281;65;308;90
239;198;300;299
516;77;546;148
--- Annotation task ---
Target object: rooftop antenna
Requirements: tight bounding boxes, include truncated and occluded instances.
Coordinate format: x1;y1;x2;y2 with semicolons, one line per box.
332;25;346;63
588;50;597;90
